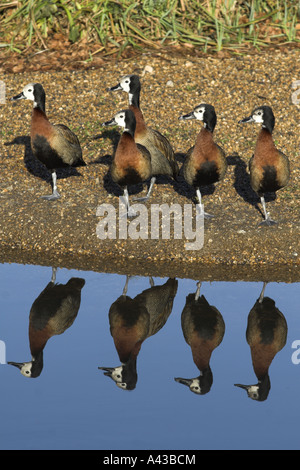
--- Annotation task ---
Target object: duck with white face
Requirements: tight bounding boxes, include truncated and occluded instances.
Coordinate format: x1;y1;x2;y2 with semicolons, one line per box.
174;371;213;395
12;83;36;105
99;276;178;391
107;75;134;99
98;361;137;391
239;105;290;226
102;109;152;217
7;268;85;378
179;103;227;220
174;281;225;396
234;282;288;401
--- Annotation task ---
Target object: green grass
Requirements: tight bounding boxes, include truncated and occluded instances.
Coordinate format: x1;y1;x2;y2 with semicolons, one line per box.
0;0;299;56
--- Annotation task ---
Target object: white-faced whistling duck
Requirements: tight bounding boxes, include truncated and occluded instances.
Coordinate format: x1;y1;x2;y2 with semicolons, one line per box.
235;282;287;401
8;268;85;378
103;109;152;217
178;103;227;219
11;83;85;200
174;282;225;395
239;106;290;226
98;276;178;390
107;74;179;201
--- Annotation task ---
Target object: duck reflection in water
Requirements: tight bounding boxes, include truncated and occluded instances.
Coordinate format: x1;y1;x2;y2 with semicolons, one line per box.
235;282;287;401
8;268;85;378
99;276;178;390
175;282;225;395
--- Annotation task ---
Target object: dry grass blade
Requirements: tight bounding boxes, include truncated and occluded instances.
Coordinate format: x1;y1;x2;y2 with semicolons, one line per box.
0;0;299;55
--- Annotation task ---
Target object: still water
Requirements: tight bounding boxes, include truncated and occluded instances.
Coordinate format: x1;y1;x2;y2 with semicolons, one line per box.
0;262;299;450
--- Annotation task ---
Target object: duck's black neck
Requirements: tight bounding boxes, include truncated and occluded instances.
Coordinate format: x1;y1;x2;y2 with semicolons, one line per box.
129;91;140;109
204;119;216;133
34;98;46;113
124;128;135;139
262;123;273;134
124;111;136;138
31;351;44;378
34;87;46;113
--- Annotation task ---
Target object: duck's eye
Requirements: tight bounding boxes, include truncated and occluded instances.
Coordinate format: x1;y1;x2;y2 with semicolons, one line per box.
125;80;129;83
257;111;262;115
26;371;30;374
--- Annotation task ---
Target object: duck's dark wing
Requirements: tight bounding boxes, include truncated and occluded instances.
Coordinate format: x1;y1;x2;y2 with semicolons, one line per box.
29;278;85;332
248;154;254;172
54;124;81;146
53;123;85;166
135;278;178;337
108;295;150;340
136;143;152;163
149;128;179;177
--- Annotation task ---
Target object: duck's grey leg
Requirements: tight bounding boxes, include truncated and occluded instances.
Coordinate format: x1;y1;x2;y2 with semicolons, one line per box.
41;171;61;201
51;267;57;284
258;196;277;226
122;275;131;296
133;177;156;202
258;282;267;304
196;188;214;220
122;187;137;218
195;281;202;300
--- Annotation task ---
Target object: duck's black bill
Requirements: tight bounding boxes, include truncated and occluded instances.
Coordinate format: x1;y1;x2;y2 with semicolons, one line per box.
234;383;250;390
11;92;25;101
238;116;253;124
7;361;24;369
174;377;192;386
107;83;122;92
98;366;114;377
102;118;117;127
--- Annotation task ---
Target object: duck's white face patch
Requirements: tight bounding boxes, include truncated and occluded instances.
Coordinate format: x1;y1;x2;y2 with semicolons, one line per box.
114;111;128;131
252;109;264;124
119;76;131;93
193;105;206;121
22;83;35;102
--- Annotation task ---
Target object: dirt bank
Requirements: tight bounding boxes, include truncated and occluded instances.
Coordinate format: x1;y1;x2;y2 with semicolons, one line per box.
0;50;299;281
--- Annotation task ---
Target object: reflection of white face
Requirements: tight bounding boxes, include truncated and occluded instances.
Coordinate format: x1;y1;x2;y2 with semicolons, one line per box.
20;361;33;377
110;365;128;389
246;384;260;400
193;105;205;121
119;75;131;93
110;365;124;382
22;83;35;101
116;382;127;389
189;378;201;394
251;108;264;124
